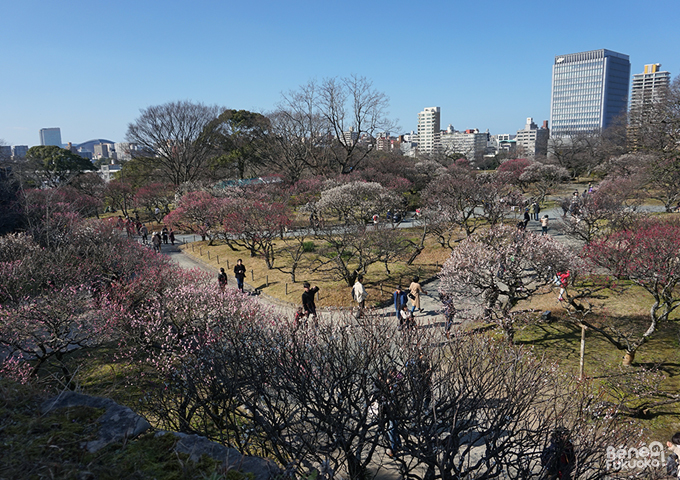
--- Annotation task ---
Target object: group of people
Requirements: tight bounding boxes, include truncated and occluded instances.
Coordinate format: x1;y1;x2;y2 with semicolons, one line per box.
217;259;247;293
117;215;175;249
392;277;427;330
292;275;431;330
519;200;550;235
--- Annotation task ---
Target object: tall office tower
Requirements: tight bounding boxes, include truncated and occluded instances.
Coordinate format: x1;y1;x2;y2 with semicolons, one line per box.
630;63;670;111
417;107;441;155
550;49;630;138
39;127;62;146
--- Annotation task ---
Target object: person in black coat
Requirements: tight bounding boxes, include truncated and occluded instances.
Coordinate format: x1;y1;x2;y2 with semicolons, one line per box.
234;259;246;292
302;282;320;326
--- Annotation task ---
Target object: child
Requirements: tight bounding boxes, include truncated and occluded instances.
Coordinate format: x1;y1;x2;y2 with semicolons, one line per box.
294;306;306;328
399;304;415;331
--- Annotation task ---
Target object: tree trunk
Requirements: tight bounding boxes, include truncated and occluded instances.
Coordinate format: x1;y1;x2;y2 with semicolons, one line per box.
622;350;635;366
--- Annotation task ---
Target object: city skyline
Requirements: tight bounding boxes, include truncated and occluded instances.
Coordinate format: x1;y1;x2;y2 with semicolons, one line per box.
2;0;680;147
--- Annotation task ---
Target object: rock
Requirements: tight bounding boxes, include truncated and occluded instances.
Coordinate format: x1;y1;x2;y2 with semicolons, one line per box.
157;431;282;480
41;391;151;453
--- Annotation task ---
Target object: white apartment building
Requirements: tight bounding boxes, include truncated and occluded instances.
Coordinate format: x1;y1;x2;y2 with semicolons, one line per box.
440;125;489;162
515;118;549;158
417;107;441;155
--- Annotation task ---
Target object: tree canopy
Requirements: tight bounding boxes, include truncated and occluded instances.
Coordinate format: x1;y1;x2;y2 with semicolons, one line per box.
125;100;223;186
25;146;95;187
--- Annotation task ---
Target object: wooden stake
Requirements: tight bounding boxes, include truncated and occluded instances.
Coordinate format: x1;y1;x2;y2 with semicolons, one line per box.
579;324;586;380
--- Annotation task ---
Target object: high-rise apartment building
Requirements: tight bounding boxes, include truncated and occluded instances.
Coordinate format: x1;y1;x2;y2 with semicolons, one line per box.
549;49;630;138
39;127;62;146
630;63;670;111
417;107;441;155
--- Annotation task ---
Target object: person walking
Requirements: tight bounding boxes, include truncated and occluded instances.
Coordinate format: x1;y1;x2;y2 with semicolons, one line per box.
533;200;541;221
541;215;549;235
217;267;228;292
302;282;320;326
409;276;427;314
161;226;169;245
393;285;408;320
234;259;246;292
523;208;531;229
151;232;162;253
352;275;368;319
440;293;456;338
557;270;570;302
140;224;148;244
169;228;175;245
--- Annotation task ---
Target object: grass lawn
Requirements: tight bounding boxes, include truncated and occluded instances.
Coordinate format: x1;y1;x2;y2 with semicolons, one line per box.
516;287;680;441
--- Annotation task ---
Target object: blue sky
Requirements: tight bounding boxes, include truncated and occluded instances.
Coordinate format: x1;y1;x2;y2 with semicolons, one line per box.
2;0;679;147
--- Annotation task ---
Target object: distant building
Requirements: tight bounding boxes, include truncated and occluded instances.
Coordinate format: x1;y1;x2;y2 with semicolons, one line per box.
550;49;630;138
0;146;11;161
399;132;418;157
440;125;489;162
417;107;441;155
114;142;135;161
93;143;114;160
11;145;28;159
40;127;62;146
342;127;359;146
98;163;122;183
515;118;549;157
630;63;670;111
628;63;671;150
488;134;516;156
375;132;395;152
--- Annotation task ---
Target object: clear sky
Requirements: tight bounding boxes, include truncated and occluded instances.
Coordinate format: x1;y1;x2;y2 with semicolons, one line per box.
2;0;679;147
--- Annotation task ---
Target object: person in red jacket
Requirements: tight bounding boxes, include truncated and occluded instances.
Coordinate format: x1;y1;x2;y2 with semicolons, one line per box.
557;270;570;302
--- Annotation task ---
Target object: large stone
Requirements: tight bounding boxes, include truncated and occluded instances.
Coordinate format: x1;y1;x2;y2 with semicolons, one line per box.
157;431;282;480
41;391;151;453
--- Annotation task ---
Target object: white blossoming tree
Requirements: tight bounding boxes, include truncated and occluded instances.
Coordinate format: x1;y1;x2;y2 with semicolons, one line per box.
438;225;579;341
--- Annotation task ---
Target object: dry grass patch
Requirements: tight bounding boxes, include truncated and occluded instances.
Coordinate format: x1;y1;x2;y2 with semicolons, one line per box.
180;230;453;308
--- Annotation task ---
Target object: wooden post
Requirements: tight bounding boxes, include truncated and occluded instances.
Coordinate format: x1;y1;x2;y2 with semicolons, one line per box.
216;255;219;264
199;248;202;256
579;324;586;380
266;275;268;287
380;283;383;295
285;283;288;295
191;244;194;252
207;251;210;260
226;259;229;269
251;270;254;281
193;235;196;242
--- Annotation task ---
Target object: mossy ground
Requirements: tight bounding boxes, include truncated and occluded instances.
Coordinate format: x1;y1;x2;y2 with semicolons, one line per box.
0;379;253;480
